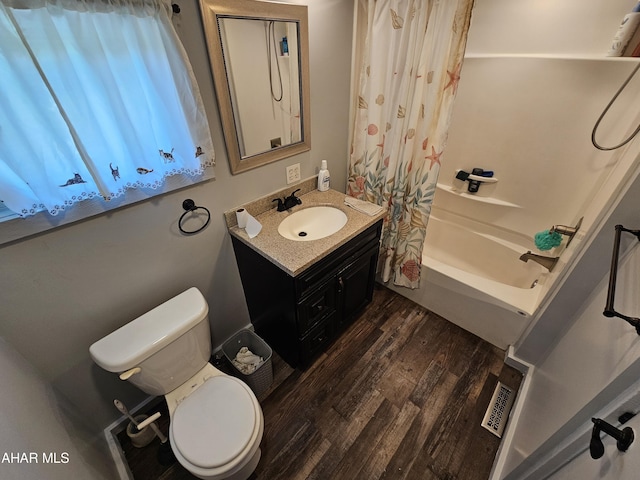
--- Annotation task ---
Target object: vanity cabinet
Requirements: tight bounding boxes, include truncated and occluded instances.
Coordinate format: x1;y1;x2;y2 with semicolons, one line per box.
231;220;382;368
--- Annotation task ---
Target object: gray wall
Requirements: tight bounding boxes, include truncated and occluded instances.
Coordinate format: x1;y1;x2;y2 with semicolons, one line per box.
0;338;116;480
0;0;354;460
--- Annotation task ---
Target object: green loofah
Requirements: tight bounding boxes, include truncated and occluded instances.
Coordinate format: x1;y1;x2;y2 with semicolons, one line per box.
534;230;562;251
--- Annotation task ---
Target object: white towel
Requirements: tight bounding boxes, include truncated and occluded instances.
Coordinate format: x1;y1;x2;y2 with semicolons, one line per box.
344;196;384;216
232;346;264;375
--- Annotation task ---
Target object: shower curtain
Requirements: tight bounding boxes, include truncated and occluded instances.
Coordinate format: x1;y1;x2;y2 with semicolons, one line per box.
347;0;474;288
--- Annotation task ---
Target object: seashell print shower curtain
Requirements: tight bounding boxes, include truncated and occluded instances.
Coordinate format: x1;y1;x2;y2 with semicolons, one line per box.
347;0;474;288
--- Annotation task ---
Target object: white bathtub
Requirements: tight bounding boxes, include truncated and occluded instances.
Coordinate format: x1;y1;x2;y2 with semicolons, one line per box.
386;209;549;349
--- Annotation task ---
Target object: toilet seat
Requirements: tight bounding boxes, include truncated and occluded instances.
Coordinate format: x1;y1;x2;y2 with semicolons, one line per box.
171;375;258;469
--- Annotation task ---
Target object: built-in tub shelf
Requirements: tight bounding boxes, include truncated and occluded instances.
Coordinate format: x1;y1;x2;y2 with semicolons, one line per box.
464;53;640;62
436;184;522;208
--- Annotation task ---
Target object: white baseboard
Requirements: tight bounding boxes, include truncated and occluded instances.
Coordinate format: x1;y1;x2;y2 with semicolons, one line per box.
489;346;534;480
104;426;133;480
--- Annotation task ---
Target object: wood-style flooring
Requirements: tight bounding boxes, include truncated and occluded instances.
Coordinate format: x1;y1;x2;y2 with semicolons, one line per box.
117;284;523;480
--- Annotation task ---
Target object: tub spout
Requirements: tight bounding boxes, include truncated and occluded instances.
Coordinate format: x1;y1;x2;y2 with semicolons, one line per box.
519;251;559;272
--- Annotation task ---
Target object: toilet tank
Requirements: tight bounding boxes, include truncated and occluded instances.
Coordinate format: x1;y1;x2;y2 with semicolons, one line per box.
89;287;211;396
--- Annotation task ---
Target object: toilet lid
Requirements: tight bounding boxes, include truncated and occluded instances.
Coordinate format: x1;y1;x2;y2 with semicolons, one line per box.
172;376;257;469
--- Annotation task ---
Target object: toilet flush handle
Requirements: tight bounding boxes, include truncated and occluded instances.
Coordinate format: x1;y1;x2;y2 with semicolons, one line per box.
119;367;142;381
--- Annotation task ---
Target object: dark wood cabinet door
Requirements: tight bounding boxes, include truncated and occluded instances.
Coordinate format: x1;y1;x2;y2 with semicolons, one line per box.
336;244;379;331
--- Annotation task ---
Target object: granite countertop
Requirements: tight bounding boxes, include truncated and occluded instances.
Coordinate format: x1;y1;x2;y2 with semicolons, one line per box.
224;179;385;277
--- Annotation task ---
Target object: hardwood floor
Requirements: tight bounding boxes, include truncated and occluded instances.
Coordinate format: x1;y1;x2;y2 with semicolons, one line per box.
118;284;523;480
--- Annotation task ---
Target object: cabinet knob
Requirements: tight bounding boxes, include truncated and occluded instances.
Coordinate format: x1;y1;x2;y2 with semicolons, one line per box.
338;277;344;293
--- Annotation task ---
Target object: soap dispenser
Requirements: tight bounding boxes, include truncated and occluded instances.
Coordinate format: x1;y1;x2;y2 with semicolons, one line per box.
317;160;330;191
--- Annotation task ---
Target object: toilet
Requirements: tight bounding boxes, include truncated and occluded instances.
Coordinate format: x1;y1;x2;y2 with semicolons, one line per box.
89;287;264;480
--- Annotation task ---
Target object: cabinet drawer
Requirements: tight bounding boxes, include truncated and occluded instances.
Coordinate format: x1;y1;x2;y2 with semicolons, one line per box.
299;314;335;365
296;279;336;335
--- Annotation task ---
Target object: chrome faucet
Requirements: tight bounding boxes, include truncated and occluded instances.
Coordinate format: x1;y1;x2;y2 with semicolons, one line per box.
519;251;559;272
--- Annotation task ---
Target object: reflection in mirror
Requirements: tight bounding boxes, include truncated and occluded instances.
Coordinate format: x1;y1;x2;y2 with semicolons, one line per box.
199;0;311;174
219;18;302;158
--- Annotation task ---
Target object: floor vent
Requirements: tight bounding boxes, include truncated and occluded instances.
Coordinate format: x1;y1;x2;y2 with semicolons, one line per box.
481;381;515;438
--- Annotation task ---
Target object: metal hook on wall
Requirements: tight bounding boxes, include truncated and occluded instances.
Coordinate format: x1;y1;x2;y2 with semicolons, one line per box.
178;199;210;235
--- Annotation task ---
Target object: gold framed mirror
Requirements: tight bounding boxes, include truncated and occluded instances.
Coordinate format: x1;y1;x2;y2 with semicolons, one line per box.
199;0;311;174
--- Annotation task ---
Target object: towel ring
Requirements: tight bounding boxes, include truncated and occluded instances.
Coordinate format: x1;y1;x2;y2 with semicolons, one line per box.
178;199;210;235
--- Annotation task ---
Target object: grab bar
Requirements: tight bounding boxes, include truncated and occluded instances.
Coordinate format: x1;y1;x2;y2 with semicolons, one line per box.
603;224;640;335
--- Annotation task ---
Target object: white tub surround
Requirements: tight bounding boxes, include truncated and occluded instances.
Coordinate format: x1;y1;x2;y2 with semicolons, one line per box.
387;206;566;349
388;50;640;351
423;210;543;313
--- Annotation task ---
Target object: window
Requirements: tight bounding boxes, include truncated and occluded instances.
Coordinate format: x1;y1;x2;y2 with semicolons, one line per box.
0;0;214;243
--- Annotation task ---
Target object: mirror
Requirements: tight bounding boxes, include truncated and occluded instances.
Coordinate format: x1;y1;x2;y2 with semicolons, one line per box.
199;0;311;174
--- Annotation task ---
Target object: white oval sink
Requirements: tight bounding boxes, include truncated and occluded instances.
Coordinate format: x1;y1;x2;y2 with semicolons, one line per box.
278;206;348;241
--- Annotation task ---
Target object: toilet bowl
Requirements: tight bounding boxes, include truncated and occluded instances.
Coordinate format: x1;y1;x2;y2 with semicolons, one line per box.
168;366;263;480
89;287;264;480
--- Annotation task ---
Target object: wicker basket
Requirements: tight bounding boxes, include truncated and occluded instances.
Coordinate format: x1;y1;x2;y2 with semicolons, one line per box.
222;330;273;397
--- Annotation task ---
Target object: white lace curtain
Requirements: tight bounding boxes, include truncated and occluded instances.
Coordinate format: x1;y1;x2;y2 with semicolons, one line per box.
0;0;214;217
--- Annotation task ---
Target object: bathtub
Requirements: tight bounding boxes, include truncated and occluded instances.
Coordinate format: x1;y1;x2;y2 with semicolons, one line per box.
386;208;548;349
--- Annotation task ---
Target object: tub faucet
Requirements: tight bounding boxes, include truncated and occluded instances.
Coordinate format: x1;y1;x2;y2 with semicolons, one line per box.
519;251;559;272
549;216;583;247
